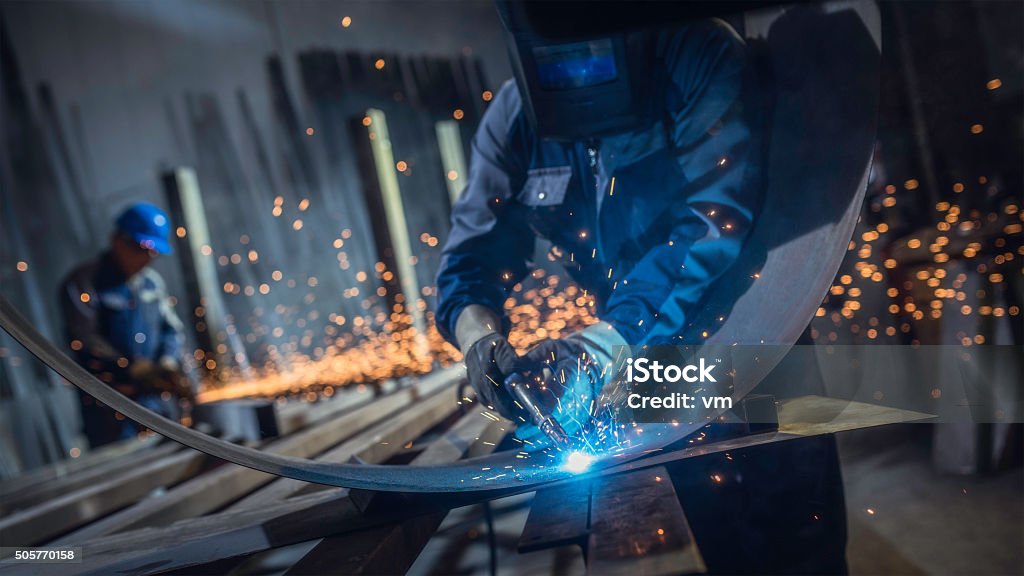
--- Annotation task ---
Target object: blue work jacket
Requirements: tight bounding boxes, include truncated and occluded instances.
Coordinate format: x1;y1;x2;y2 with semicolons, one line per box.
59;252;184;387
437;20;763;347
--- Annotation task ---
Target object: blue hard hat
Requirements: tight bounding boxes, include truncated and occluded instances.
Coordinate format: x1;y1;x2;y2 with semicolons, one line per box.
115;202;173;255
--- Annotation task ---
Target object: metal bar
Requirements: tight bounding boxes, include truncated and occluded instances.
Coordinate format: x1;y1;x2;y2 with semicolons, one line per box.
0;294;936;500
350;109;427;351
587;465;705;575
434;120;467;204
35;83;93;246
518;480;592;553
0;71;72;469
161;168;233;375
4;298;557;494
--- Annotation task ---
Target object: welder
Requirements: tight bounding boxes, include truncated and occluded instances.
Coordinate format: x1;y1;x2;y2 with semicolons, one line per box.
435;1;847;572
59;202;193;448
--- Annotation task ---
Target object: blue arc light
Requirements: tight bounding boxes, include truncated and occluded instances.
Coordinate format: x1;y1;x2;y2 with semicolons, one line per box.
562;451;595;474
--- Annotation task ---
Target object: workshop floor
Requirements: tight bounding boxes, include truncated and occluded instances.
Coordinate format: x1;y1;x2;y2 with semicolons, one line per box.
839;426;1023;576
408;424;1024;576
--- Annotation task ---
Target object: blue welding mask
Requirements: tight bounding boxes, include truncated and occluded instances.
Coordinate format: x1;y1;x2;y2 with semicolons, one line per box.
494;0;789;142
496;0;661;141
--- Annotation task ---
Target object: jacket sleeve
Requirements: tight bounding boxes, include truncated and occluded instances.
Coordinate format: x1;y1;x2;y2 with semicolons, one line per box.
59;270;129;380
152;273;185;363
435;81;532;348
603;21;762;345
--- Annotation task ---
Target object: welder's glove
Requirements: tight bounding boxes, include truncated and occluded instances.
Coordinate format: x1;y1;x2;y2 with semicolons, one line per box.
522;321;628;437
456;305;526;420
464;333;527;419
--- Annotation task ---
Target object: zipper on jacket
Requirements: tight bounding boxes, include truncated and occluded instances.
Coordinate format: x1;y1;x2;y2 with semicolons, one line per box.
585;139;604;265
586;140;600;178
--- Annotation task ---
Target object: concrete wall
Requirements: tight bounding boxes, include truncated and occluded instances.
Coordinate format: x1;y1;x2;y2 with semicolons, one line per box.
1;0;510;350
0;0;511;471
2;0;508;218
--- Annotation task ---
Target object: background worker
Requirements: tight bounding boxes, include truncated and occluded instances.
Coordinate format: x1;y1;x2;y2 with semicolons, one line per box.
59;202;193;448
436;2;847;573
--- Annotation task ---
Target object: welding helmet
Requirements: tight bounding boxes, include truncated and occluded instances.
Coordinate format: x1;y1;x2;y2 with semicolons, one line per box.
115;202;173;255
495;0;665;141
494;1;790;141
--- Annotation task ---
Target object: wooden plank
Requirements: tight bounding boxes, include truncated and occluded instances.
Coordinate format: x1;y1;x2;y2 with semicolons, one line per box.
518;480;592;553
587;466;706;576
0;440;181;515
0;435;159;499
224;375;463;510
51;370;458;544
285;412;506;575
8;489;358;575
31;414;497;575
272;386;375;437
0;447;207;546
21;395;923;575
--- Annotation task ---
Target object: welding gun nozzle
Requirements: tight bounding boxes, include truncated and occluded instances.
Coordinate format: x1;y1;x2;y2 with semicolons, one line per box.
536;414;573;452
506;373;574;452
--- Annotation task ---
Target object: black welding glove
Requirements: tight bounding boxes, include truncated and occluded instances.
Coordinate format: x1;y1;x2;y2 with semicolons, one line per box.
523;322;627;386
456;305;526;420
464;332;527;419
520;322;629;436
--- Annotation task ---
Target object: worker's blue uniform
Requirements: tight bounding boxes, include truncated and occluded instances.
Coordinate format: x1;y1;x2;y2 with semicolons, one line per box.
59;252;184;447
437;20;847;574
437;21;760;348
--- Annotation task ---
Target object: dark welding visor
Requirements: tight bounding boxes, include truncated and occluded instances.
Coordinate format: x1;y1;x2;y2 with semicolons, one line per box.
495;0;798;141
496;1;653;140
532;39;619;90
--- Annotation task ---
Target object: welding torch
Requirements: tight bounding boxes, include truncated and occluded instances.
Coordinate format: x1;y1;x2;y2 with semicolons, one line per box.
504;371;574;452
